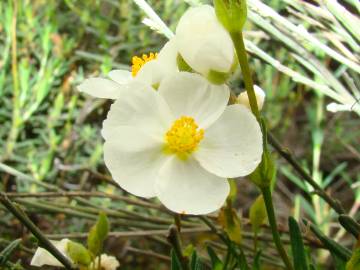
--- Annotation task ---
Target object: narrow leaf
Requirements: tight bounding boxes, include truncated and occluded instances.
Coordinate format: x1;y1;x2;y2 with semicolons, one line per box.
289;217;308;270
207;246;223;270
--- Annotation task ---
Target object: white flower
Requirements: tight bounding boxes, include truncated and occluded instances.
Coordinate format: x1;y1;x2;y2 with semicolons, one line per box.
77;39;177;99
30;239;71;267
102;72;263;215
91;254;120;270
237;85;266;110
175;5;235;76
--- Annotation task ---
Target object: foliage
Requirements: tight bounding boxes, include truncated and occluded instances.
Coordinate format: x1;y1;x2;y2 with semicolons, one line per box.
0;0;359;269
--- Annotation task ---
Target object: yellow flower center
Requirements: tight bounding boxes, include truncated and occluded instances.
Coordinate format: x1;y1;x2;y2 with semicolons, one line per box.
165;116;204;154
131;52;158;77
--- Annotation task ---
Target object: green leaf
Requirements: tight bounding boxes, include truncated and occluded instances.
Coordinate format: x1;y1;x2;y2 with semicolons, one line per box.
249;195;267;235
236;248;249;270
218;199;242;244
87;212;109;255
171;249;182;270
338;215;360;238
190;250;203;270
346;248;360;270
87;225;101;255
252;250;262;270
288;217;308;270
0;239;22;266
207;246;223;270
67;241;91;266
304;219;351;262
96;212;109;241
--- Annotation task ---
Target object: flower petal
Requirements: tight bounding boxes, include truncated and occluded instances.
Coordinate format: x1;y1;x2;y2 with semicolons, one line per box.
158;72;229;129
175;5;234;74
77;78;124;99
102;82;174;140
135;39;178;86
155;157;229;215
30;239;70;267
195;104;263;178
104;127;168;198
108;70;132;85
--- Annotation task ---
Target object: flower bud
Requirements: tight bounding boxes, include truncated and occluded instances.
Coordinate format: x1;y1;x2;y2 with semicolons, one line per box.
214;0;247;33
237;85;265;110
175;5;236;78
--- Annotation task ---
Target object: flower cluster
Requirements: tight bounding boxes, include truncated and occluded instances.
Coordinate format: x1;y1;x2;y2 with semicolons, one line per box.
78;4;265;215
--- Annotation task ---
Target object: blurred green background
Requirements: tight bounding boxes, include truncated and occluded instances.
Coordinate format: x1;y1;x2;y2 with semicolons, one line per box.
0;0;359;269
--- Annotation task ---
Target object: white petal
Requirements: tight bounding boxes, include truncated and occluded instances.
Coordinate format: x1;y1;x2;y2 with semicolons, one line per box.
195;105;263;178
158;72;229;129
30;239;70;267
237;85;266;111
135;39;178;86
104;128;168;198
102;82;174;140
77;78;124;99
108;70;132;85
175;5;234;74
157;38;178;69
155;157;229;215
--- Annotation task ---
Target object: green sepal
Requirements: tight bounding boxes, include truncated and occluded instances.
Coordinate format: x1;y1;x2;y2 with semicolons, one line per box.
67;241;91;266
207;69;232;85
250;118;276;188
218;199;242;244
214;0;247;33
177;54;193;72
249;195;267;235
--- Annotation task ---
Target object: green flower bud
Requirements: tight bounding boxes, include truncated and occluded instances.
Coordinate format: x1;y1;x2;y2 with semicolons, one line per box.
214;0;247;33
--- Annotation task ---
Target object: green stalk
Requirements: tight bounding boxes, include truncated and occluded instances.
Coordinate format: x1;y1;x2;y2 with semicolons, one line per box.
230;31;260;121
262;187;293;270
231;30;293;270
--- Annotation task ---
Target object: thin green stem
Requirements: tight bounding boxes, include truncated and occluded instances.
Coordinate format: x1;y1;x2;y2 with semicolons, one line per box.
0;193;75;269
261;187;293;270
230;31;260;121
167;225;190;270
230;29;292;269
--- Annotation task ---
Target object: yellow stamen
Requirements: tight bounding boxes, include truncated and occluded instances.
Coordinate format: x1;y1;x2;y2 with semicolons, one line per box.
131;52;158;77
165;116;204;155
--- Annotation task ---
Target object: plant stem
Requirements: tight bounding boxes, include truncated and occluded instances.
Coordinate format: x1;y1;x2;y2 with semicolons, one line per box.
231;30;293;269
261;187;293;270
267;132;345;215
230;31;260;121
0;192;75;269
167;225;190;270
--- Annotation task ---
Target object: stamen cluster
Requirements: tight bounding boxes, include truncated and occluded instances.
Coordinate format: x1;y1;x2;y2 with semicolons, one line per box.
166;116;204;154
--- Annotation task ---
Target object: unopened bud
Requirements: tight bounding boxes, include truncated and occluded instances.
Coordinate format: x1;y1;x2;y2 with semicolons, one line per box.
214;0;247;33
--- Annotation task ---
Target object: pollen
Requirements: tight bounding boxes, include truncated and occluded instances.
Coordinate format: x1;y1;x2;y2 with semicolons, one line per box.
131;52;158;77
165;116;204;154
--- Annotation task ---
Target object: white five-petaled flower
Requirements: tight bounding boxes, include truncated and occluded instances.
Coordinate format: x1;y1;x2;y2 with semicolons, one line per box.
78;39;178;99
30;239;71;267
91;254;120;270
102;72;263;215
175;5;236;77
